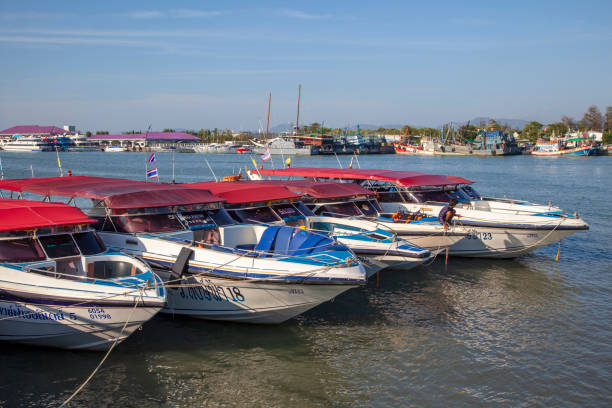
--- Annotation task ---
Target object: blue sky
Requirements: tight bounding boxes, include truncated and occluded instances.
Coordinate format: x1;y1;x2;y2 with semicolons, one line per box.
0;0;610;132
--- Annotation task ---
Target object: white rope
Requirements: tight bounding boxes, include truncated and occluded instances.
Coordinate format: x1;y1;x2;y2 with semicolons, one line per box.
59;291;143;407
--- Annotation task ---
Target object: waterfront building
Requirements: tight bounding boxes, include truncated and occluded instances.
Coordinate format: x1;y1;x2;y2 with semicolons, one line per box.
88;132;200;151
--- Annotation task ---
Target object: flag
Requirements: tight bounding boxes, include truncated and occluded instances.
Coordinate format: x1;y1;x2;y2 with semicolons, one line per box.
147;168;159;179
285;157;291;165
148;152;156;164
349;156;354;169
261;148;271;162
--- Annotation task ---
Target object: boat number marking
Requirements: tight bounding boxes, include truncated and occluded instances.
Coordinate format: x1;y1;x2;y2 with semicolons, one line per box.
288;289;304;295
88;308;112;319
179;281;245;303
466;229;493;240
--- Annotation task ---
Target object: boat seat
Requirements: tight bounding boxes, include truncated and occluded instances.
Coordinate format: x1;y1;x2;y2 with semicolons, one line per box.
254;226;281;257
274;226;295;256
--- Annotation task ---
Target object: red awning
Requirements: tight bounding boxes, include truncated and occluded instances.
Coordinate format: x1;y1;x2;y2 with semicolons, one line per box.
0;177;223;209
0;199;94;231
236;180;372;199
253;167;473;187
188;181;302;204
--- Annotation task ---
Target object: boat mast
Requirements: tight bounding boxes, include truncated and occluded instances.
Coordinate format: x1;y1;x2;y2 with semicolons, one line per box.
265;93;271;142
296;84;301;134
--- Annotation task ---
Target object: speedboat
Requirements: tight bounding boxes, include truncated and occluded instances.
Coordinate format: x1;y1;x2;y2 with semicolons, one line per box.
0;177;365;324
248;167;589;258
242;177;468;255
0;199;165;350
188;181;432;278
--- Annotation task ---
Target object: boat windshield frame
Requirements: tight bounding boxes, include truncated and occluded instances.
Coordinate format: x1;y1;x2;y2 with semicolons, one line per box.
314;201;363;217
100;202;229;234
0;228;106;262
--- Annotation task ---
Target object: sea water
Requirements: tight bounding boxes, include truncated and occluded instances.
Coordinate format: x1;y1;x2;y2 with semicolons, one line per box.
0;152;610;407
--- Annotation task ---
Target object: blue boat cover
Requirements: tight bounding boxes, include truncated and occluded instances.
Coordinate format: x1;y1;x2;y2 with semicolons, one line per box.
288;229;310;253
274;226;294;255
255;226;280;257
292;234;328;256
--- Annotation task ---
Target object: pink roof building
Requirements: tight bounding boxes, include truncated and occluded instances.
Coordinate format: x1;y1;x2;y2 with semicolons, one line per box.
88;132;200;142
0;125;71;136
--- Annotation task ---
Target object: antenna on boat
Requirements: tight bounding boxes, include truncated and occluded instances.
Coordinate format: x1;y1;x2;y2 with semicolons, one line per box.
30;164;34;178
0;156;4;181
265;93;271;142
204;157;218;182
295;84;301;134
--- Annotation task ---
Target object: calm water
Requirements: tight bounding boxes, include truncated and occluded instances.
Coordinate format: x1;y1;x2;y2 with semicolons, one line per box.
0;152;610;407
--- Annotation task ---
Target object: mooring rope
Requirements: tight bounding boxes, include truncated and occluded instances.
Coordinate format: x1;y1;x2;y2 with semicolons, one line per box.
59;291;143;407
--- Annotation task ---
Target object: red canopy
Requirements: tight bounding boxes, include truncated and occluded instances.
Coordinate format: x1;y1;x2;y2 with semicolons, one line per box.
0;177;223;209
188;182;301;204
253;167;472;187
0;199;94;231
240;180;372;199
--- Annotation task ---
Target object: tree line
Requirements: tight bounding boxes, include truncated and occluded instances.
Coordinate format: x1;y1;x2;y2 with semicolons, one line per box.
81;105;612;145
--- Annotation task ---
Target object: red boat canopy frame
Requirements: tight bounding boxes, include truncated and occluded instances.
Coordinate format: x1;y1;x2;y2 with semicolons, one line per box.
0;199;94;231
252;167;472;187
188;182;302;204
0;177;223;209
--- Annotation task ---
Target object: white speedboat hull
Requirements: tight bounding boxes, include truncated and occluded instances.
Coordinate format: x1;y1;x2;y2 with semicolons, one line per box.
100;230;365;323
162;276;355;324
0;266;165;350
0;300;161;350
380;202;588;258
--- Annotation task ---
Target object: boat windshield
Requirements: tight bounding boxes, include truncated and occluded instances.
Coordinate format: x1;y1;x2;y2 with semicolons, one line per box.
271;203;305;221
73;231;106;255
461;185;481;199
408;190;452;203
114;214;186;233
354;200;378;216
38;234;80;258
374;189;406;203
233;207;281;224
294;202;314;216
370;199;383;212
315;202;361;217
207;209;235;226
0;238;47;263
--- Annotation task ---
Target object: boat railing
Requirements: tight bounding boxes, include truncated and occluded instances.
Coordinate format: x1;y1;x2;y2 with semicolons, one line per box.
22;264;157;290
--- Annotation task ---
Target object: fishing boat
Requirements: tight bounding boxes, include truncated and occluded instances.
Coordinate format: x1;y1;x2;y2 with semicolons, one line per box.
248;167;589;258
0;177;366;324
188;181;432;278
251;137;313;156
394;143;435;155
235;145;251;154
529;138;598;156
0;199;165;350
